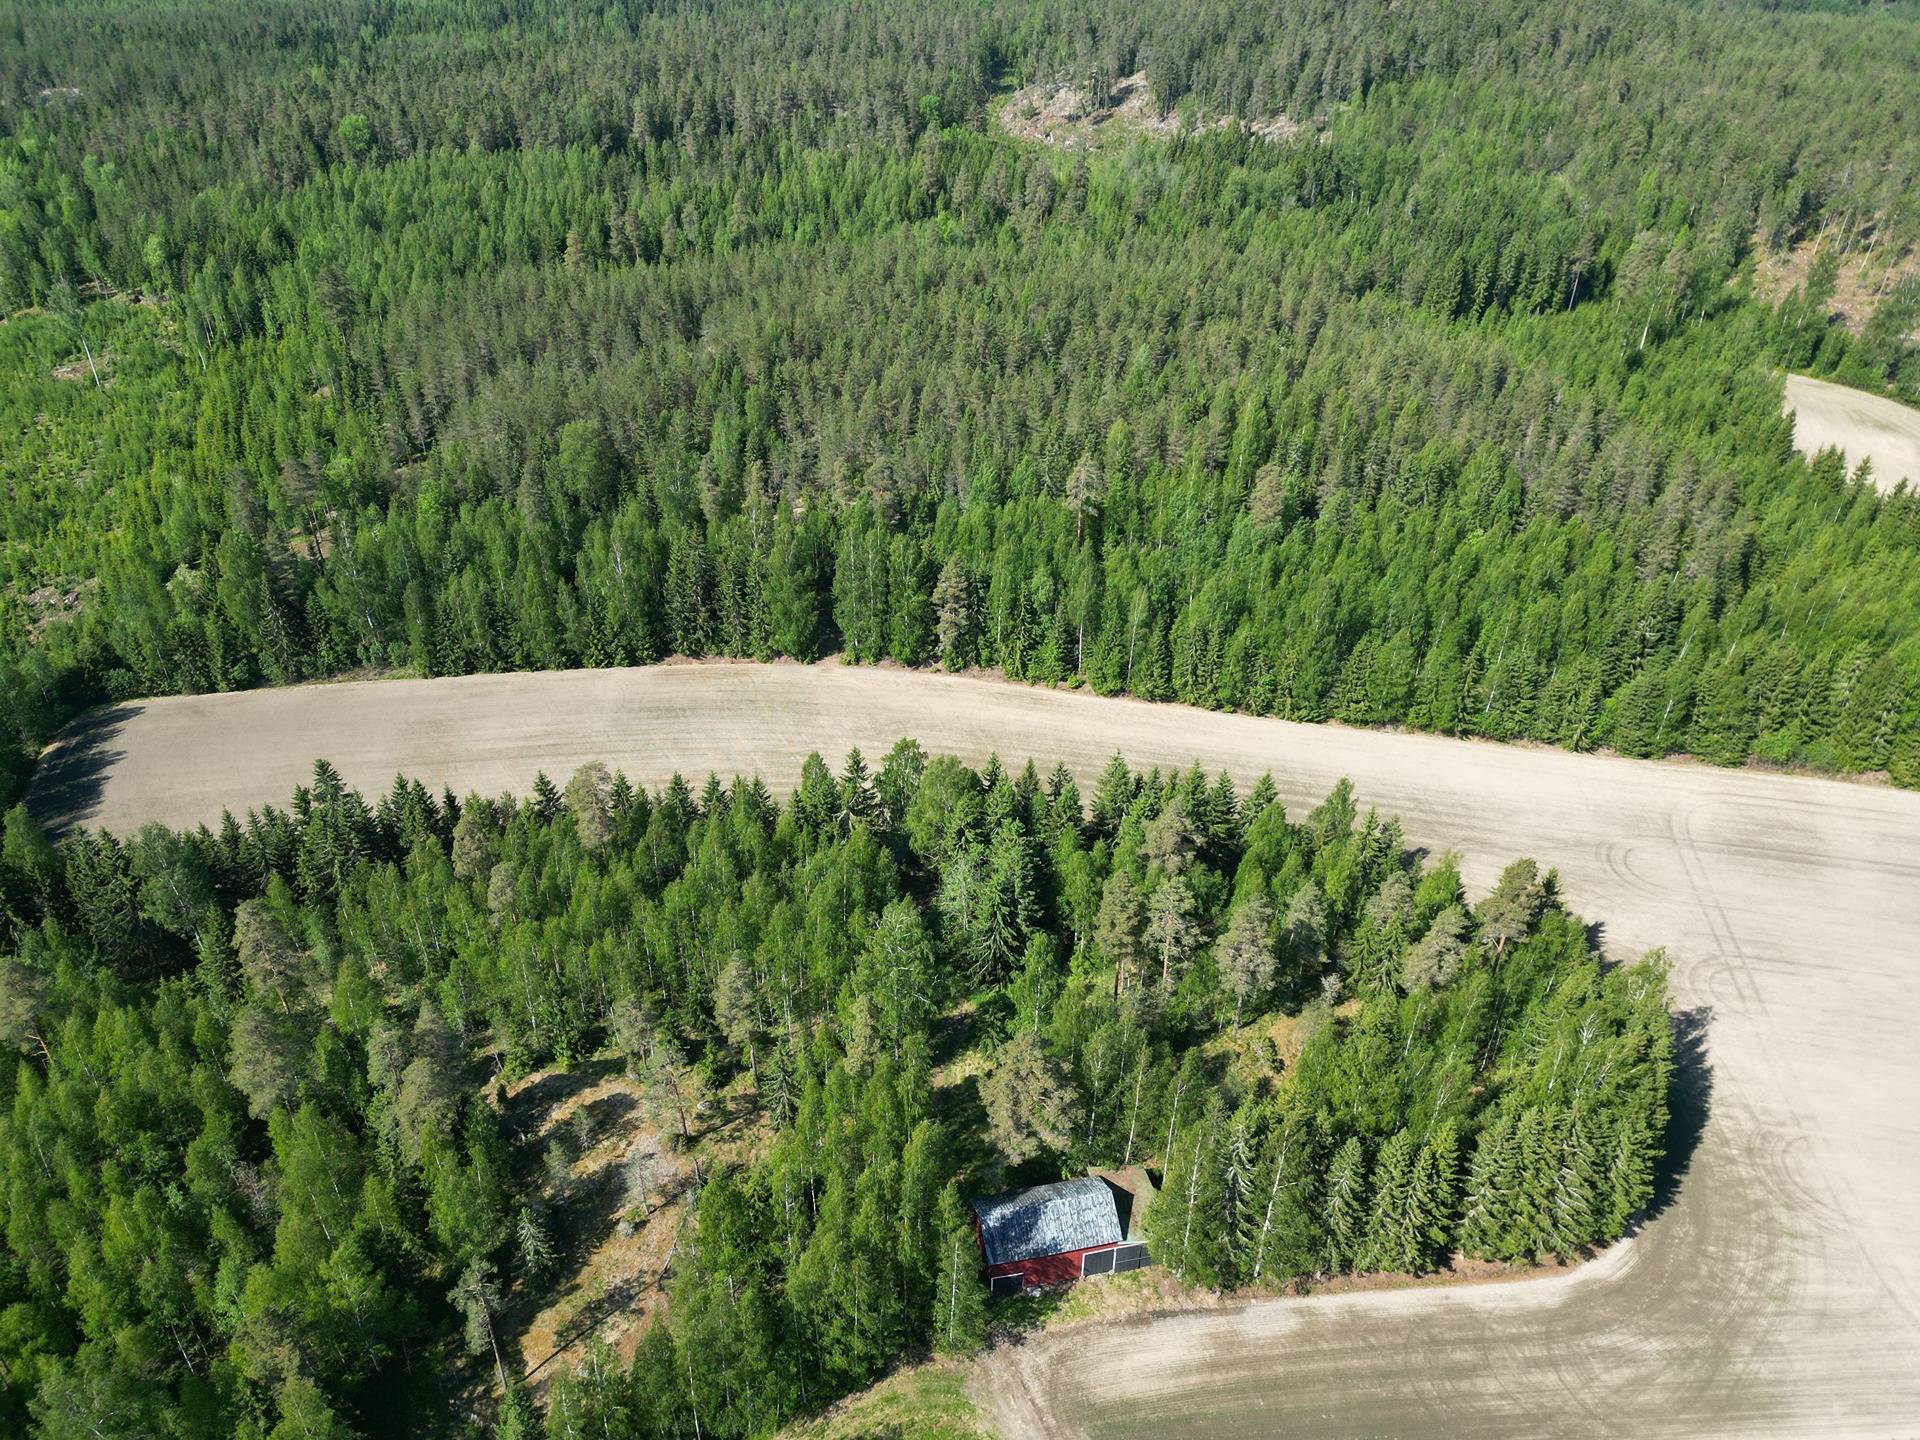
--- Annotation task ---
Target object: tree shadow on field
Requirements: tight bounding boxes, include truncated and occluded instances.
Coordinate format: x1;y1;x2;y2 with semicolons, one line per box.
25;703;136;838
1633;1004;1713;1233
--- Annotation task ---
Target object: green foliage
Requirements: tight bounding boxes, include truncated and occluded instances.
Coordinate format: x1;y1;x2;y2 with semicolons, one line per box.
3;0;1920;814
0;0;1806;1422
931;1182;989;1356
0;749;1673;1438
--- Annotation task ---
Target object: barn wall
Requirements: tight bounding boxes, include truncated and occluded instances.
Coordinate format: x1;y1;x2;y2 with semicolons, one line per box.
988;1243;1123;1289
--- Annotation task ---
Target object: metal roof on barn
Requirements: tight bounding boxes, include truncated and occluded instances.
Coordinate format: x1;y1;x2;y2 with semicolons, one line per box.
969;1177;1123;1266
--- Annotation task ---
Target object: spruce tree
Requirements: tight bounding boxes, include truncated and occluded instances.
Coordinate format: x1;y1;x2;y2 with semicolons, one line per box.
1322;1136;1369;1271
1218;1106;1260;1286
1511;1106;1561;1259
1459;1111;1517;1258
1244;1099;1321;1283
1148;1103;1228;1287
1417;1119;1462;1262
1606;1110;1658;1236
1359;1130;1419;1273
931;1181;988;1355
1547;1110;1604;1255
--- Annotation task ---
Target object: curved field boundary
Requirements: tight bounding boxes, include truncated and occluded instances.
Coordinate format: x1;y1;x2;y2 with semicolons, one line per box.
29;661;1920;1436
1784;372;1920;493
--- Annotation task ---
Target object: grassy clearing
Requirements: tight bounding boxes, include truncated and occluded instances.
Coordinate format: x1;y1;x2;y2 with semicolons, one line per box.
779;1361;991;1440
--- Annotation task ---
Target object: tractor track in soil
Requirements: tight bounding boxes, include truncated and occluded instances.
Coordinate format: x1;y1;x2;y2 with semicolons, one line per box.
30;661;1920;1437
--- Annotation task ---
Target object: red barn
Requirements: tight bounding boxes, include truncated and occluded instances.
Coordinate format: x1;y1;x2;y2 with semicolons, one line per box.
969;1172;1153;1295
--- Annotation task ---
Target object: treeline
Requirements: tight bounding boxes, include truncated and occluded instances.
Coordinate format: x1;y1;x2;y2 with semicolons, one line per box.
4;0;1920;807
4;201;1919;807
0;748;1672;1438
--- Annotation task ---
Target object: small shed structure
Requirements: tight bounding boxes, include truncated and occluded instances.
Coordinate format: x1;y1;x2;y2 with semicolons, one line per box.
968;1170;1154;1294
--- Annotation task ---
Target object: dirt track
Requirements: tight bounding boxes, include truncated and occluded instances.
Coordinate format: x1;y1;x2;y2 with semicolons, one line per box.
1783;372;1920;492
29;662;1920;1436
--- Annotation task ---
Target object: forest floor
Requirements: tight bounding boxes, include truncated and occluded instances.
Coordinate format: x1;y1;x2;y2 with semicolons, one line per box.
1782;371;1920;492
497;1057;769;1399
498;1061;685;1394
29;660;1920;1436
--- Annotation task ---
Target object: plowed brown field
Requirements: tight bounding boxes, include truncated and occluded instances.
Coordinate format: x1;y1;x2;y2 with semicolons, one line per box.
30;662;1920;1437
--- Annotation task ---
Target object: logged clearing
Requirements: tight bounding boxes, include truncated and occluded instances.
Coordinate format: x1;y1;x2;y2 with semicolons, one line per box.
1751;233;1918;340
995;70;1303;151
1783;372;1920;492
498;1063;687;1394
495;1061;769;1397
29;661;1920;1436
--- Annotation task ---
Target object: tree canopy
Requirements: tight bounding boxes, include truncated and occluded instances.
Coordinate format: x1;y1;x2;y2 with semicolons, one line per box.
3;0;1920;809
0;750;1672;1437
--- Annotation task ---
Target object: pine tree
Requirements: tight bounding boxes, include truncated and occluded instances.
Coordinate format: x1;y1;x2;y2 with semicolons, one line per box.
563;761;614;850
1217;893;1276;1028
1402;904;1470;992
1476;858;1544;958
453;1259;507;1392
1145;875;1199;990
0;958;56;1065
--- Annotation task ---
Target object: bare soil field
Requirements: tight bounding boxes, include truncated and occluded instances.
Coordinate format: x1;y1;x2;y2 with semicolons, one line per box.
29;661;1920;1437
1783;372;1920;492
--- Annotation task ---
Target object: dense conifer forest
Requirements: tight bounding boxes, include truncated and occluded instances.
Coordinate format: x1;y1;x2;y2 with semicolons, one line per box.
4;0;1920;813
3;0;1916;1431
0;750;1673;1437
